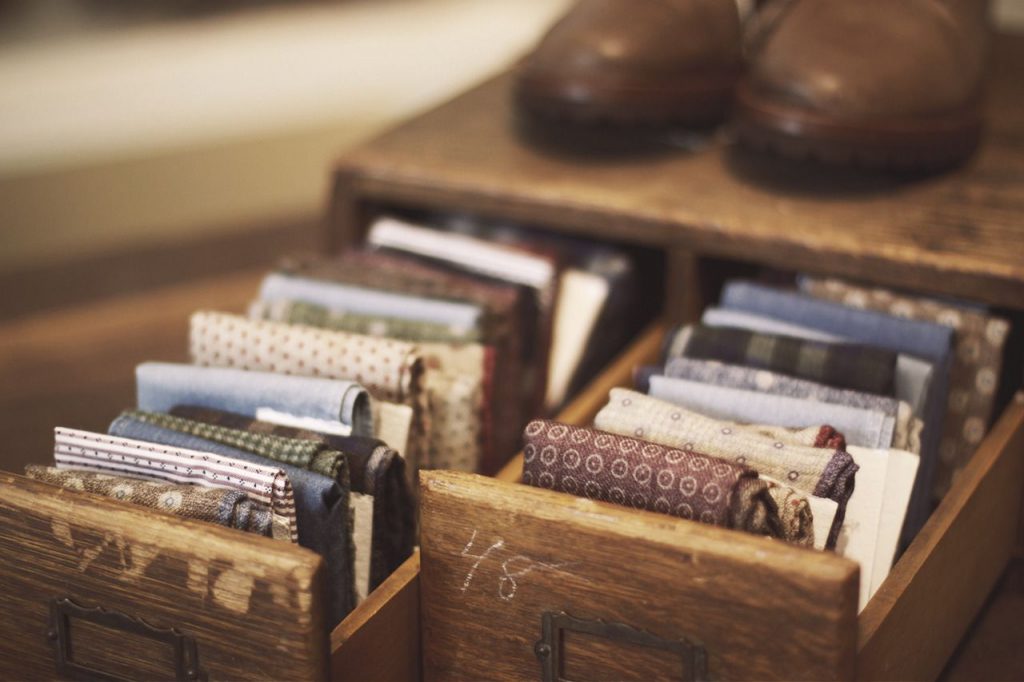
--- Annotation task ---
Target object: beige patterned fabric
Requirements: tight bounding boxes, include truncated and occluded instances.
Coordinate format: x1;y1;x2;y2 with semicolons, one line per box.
764;482;814;548
419;342;485;471
894;403;924;455
26;465;274;536
190;311;428;473
252;299;486;472
595;389;858;548
802;277;1010;497
595;390;849;498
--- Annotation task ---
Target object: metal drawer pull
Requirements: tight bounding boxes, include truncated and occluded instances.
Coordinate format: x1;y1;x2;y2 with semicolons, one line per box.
534;611;708;682
49;597;205;682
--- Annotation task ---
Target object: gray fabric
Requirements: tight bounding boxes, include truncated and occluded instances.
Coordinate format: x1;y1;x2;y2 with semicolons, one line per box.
108;415;354;628
136;362;373;437
720;281;954;543
702;307;839;341
648;375;894;448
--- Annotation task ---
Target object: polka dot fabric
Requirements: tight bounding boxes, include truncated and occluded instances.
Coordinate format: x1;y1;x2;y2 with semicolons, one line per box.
521;419;785;540
190;311;421;404
595;389;858;548
802;277;1010;499
189;311;429;471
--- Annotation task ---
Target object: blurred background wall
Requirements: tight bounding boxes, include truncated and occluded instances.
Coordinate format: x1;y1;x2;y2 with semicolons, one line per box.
0;0;1021;321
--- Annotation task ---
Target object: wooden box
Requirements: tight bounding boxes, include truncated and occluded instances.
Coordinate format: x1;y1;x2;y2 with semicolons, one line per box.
2;32;1022;681
322;32;1024;681
418;333;1024;681
0;317;660;681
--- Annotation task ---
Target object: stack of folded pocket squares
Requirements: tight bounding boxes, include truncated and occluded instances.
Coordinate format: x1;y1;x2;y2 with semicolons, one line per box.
522;276;1007;614
27;212;656;631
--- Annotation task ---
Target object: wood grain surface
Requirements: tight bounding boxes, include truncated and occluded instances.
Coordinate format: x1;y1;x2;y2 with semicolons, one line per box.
420;471;859;681
0;270;261;475
0;472;327;680
495;320;665;484
858;393;1024;681
330;551;422;682
330;35;1024;308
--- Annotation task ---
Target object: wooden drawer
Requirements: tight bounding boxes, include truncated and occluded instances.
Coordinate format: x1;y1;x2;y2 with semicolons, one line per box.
415;328;1024;681
321;35;1024;680
0;296;662;681
0;471;328;681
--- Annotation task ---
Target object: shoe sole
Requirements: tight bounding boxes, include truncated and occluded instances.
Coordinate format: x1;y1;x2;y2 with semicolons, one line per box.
515;69;738;128
734;80;983;171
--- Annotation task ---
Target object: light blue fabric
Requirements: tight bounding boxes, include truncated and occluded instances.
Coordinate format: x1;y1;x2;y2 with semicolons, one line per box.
719;281;954;543
260;272;483;331
648;375;894;449
135;362;373;437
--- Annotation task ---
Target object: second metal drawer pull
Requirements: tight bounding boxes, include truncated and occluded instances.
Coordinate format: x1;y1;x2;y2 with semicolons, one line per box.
534;610;708;682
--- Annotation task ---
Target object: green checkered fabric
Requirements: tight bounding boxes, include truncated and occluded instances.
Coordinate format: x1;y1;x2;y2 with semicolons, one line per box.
125;410;346;482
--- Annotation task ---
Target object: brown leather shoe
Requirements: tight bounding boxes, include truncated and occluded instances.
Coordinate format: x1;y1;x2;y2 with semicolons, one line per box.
515;0;743;126
736;0;990;169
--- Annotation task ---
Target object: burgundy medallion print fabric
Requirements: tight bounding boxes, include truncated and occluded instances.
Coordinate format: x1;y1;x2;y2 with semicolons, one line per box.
521;419;783;538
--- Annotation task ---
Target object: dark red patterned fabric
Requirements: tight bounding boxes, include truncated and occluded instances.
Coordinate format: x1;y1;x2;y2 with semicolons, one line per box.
522;420;783;538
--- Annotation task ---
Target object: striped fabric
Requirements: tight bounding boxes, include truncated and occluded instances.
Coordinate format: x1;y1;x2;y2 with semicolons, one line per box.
54;427;297;543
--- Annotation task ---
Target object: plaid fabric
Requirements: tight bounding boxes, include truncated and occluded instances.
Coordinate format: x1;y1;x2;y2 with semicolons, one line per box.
521;420;784;539
664;324;898;396
54;427;297;542
124;410;348;484
595;389;858;548
801;276;1009;498
26;465;273;536
250;299;483;344
169;405;414;590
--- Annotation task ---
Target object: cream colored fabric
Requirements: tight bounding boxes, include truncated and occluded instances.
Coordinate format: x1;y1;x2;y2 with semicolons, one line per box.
596;389;844;498
850;445;920;600
350;491;374;604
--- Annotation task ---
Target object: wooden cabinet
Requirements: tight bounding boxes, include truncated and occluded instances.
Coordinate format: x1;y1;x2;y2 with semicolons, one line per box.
1;31;1022;682
322;33;1024;681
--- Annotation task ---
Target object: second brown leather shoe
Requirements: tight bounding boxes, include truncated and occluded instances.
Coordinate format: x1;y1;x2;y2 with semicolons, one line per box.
516;0;743;126
736;0;990;169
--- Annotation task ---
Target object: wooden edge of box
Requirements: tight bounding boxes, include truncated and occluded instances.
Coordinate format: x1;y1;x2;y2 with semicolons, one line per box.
495;320;666;483
330;550;422;682
0;472;328;681
420;470;859;680
0;471;324;580
857;392;1024;680
425;470;859;588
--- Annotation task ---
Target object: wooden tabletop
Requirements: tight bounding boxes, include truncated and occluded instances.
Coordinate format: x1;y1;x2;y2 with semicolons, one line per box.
336;34;1024;309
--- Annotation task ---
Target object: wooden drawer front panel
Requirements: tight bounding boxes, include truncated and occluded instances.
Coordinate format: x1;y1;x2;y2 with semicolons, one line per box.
858;393;1024;681
420;471;859;681
0;473;327;681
